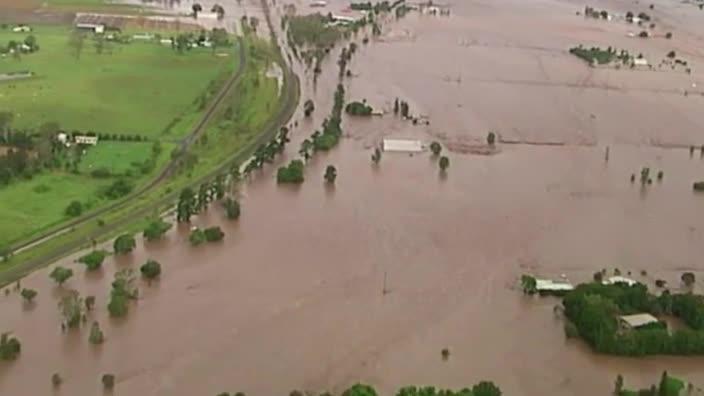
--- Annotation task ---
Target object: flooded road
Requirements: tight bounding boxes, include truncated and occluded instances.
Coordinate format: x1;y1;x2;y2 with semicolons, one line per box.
3;0;704;394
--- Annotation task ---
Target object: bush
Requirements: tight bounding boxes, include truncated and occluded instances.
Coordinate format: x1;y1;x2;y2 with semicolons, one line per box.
277;160;305;184
439;156;450;171
430;141;442;156
223;198;241;220
143;219;172;241
102;374;115;390
140;259;161;280
20;288;37;303
0;333;21;360
189;228;207;246
113;234;136;254
204;226;225;242
89;321;104;344
101;179;133;200
90;168;111;178
49;266;73;285
345;101;373;116
77;250;108;271
65;200;83;217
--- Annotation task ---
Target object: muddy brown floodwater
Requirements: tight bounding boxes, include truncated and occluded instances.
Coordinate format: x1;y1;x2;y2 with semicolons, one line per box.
3;0;704;394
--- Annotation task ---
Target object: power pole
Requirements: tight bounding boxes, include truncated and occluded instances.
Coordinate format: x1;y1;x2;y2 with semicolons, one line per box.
382;271;389;295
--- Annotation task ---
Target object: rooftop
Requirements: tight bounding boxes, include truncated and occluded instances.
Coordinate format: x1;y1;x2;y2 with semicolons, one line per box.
619;313;659;328
535;279;574;291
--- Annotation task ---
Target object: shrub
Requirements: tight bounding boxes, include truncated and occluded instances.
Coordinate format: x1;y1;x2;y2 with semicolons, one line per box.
49;266;73;285
439;156;450;171
223;198;241;220
65;200;83;217
113;234;136;254
90;168;111;178
51;373;62;387
102;374;115;390
324;165;337;183
277;160;305;184
345;101;373;116
0;333;21;360
204;226;225;242
441;348;450;360
430;141;442;156
140;259;161;280
89;321;104;344
143;219;172;241
189;228;207;246
77;250;108;271
101;179;133;200
20;288;37;303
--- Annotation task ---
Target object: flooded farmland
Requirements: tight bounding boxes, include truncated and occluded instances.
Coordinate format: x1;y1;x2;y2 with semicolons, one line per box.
3;0;704;394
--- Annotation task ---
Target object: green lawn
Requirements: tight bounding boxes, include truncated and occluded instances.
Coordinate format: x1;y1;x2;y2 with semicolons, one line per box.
0;173;110;242
78;141;154;175
0;25;235;138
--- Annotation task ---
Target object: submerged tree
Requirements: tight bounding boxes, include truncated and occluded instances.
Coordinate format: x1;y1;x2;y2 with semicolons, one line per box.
58;290;84;329
304;99;315;117
113;234;136;255
487;131;496;146
49;266;73;286
371;148;382;164
439;156;450;172
77;249;108;271
20;288;37;303
430;141;442;156
177;187;197;222
324;165;337;184
108;269;138;317
682;272;696;287
89;321;104;345
140;260;162;281
223;197;241;220
102;374;115;390
143;219;172;241
0;333;21;361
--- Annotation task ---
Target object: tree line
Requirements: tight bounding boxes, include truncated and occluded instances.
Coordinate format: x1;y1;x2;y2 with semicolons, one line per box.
216;381;502;396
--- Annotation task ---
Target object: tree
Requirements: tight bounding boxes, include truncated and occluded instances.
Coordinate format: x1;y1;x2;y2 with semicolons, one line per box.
65;200;83;217
342;384;377;396
51;373;63;388
189;228;207;246
667;50;676;59
140;259;162;280
89;321;104;344
20;288;37;303
487;131;496;146
615;374;624;395
304;99;315;117
666;32;673;39
393;98;399;114
94;34;105;54
49;266;73;286
23;35;37;51
0;333;21;360
77;250;107;271
204;226;225;242
441;348;450;360
192;3;203;16
212;4;225;19
439;156;450;172
277;160;305;184
658;371;668;396
371;148;382;164
223;197;241;220
143;219;172;241
85;295;96;311
682;272;696;287
177;187;197;222
472;381;502;396
113;234;136;254
108;269;137;317
430;141;442;156
58;289;84;329
102;374;115;390
324;165;337;184
521;275;537;294
68;30;85;60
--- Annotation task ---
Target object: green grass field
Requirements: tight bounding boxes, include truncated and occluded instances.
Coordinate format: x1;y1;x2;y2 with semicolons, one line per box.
0;25;235;138
78;141;154;175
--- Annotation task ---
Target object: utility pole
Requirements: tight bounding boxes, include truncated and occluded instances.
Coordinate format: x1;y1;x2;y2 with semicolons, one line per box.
382;271;389;295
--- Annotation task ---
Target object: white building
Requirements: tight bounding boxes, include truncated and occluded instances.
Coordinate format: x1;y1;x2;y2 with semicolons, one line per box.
633;58;648;67
197;12;220;20
604;276;638;286
12;25;31;33
619;313;659;329
382;139;424;153
74;135;98;146
535;279;575;292
310;0;327;7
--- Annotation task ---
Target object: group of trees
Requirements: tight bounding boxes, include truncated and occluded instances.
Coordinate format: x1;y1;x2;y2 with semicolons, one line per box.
108;269;138;317
615;371;687;396
58;289;85;329
277;160;305;184
563;282;704;356
176;170;236;222
243;127;290;175
217;382;502;396
77;249;108;271
143;219;173;241
113;233;136;254
189;226;225;246
0;35;39;57
345;101;374;116
299;84;346;161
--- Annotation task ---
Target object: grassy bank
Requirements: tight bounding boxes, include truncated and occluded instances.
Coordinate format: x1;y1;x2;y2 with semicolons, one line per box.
0;25;234;136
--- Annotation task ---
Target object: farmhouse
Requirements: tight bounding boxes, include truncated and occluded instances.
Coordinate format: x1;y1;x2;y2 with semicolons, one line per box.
535;279;574;293
12;25;31;33
74;135;98;146
382;139;424;153
76;22;105;33
604;276;638;286
633;58;648;67
619;313;659;330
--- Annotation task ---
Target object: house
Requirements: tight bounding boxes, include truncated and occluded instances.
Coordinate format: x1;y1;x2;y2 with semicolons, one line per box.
160;38;173;46
56;133;68;145
12;25;31;33
132;33;154;40
74;135;98;146
633;58;648;67
310;0;327;7
535;279;575;293
382;139;424;153
76;22;105;33
604;276;638;286
196;12;220;20
619;313;659;330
